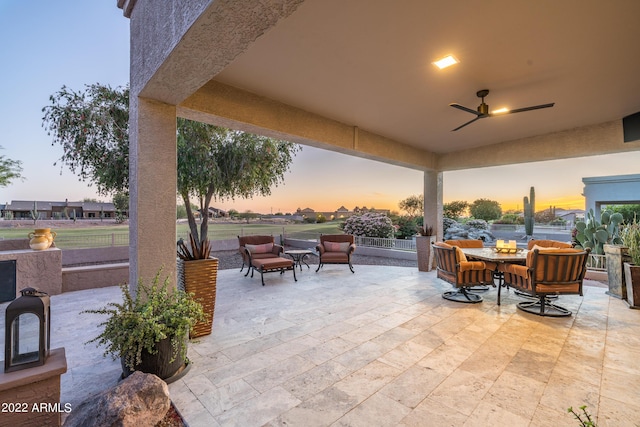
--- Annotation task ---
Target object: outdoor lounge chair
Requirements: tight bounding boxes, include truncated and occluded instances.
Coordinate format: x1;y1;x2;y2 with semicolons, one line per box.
315;234;356;273
433;241;495;303
237;235;283;273
498;247;590;316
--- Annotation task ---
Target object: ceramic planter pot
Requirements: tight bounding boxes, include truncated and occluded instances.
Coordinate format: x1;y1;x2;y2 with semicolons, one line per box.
416;235;436;272
121;335;189;383
623;262;640;309
604;244;629;300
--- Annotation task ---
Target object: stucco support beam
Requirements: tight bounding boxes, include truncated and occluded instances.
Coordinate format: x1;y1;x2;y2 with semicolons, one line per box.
423;170;442;241
129;97;177;288
437;120;640;171
179;81;437;171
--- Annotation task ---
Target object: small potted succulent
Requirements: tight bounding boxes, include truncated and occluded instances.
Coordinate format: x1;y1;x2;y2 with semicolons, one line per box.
83;269;205;382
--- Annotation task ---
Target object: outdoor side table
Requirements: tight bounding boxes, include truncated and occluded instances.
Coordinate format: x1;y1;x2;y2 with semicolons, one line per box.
285;249;314;271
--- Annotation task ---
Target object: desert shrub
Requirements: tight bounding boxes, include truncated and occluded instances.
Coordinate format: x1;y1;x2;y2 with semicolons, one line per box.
341;212;394;238
394;215;417;239
495;213;521;224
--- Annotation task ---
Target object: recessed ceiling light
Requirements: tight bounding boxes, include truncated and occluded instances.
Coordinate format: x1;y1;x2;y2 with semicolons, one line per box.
492;107;509;114
433;55;458;70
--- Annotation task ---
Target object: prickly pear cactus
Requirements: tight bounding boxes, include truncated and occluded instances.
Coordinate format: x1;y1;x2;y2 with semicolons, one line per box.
575;208;623;254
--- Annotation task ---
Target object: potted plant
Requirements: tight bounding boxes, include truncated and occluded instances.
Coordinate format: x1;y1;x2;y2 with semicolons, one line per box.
416;224;436;272
177;233;219;337
575;209;626;299
83;269;205;382
620;218;640;309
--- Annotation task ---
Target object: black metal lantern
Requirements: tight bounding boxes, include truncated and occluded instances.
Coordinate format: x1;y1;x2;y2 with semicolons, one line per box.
4;288;50;373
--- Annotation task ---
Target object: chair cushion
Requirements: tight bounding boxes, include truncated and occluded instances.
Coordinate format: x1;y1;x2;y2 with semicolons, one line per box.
455;247;467;262
325;241;350;252
322;252;349;262
245;243;274;254
251;257;293;270
458;260;487;272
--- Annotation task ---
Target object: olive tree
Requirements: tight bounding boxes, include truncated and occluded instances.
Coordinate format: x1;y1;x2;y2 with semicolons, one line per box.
398;194;423;217
0;146;23;187
43;83;300;254
177;120;299;253
469;198;502;221
443;200;469;220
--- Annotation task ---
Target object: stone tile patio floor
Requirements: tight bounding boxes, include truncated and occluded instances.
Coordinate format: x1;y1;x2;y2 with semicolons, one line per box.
2;265;640;426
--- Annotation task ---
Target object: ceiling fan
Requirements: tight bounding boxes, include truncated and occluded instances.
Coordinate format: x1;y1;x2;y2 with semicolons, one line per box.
449;89;555;131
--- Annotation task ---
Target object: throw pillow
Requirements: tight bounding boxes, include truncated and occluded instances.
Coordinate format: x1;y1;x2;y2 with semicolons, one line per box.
325;241;350;252
245;243;274;254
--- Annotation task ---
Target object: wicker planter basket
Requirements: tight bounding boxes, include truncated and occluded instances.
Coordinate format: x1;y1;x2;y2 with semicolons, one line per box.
177;257;218;338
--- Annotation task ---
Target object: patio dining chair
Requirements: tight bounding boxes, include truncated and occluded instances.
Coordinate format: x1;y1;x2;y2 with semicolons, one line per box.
498;248;590;317
432;241;495;304
445;239;491;292
527;239;572;250
445;239;484;248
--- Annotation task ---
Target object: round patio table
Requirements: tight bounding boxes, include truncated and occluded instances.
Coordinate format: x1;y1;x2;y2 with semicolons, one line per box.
284;249;314;271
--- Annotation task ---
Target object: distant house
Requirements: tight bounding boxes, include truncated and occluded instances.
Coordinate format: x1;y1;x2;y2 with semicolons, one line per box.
295;205;391;221
555;208;584;226
2;200;117;220
207;207;228;218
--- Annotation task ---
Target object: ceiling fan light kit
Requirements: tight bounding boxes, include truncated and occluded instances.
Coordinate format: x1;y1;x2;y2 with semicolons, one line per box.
449;89;555;131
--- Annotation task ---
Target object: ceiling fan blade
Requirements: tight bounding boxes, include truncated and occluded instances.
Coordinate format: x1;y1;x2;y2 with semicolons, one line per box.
449;103;482;116
503;103;555;115
452;116;482;131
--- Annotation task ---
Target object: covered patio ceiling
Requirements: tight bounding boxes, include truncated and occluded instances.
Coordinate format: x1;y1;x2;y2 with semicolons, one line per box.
128;0;640;171
120;0;640;283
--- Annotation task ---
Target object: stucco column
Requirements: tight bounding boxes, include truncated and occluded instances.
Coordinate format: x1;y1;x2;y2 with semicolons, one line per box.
129;96;177;288
423;170;443;241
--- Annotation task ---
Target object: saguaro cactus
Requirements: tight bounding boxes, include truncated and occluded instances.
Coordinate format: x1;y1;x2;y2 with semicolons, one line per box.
30;200;38;224
523;187;535;237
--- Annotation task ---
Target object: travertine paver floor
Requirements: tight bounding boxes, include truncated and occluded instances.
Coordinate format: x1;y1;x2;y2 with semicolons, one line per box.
2;266;639;426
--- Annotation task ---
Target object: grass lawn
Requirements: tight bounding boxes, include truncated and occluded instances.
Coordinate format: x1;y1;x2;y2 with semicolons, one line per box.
1;220;344;248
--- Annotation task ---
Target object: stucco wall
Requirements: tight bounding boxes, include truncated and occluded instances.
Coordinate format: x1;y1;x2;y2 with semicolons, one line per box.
582;173;640;219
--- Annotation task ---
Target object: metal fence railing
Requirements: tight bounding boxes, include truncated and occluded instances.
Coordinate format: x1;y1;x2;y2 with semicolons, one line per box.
586;253;606;271
48;230;608;272
53;233;130;249
354;236;416;251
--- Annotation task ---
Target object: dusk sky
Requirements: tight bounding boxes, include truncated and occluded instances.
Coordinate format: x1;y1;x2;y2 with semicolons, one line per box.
2;2;639;216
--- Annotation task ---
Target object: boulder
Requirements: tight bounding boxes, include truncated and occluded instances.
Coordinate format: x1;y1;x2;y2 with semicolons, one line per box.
64;371;170;427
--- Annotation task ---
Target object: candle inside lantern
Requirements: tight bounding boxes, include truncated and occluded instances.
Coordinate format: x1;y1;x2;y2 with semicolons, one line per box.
496;240;505;248
508;240;517;248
